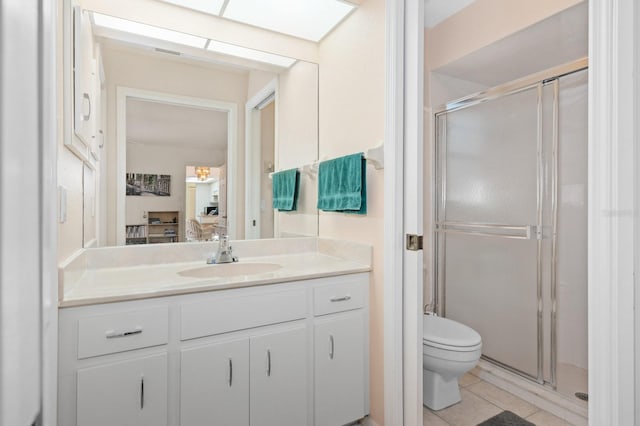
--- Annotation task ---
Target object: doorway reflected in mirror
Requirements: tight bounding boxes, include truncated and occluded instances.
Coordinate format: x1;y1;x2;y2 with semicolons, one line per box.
185;165;226;241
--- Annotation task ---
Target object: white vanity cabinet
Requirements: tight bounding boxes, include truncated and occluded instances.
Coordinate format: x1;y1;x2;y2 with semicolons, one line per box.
58;304;170;426
180;325;307;426
58;273;369;426
249;325;308;426
181;339;250;426
77;353;168;426
313;280;368;426
314;312;366;426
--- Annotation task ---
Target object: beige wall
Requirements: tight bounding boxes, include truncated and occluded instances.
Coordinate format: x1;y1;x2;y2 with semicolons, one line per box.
260;102;275;239
102;46;248;244
58;146;86;262
247;70;276;101
317;0;385;422
425;0;584;72
277;61;319;237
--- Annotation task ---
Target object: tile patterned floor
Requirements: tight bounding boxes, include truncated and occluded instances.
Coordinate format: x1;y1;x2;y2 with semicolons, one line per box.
423;369;575;425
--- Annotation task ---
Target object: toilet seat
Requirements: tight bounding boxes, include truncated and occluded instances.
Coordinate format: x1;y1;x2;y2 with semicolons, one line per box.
423;315;481;352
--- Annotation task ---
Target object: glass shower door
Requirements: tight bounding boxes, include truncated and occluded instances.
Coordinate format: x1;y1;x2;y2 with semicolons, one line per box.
436;86;542;380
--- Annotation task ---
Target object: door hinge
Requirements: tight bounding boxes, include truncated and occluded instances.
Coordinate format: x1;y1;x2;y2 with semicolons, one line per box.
406;234;423;251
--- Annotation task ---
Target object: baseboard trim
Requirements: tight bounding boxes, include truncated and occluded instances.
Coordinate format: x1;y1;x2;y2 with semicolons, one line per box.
359;416;380;426
475;360;588;426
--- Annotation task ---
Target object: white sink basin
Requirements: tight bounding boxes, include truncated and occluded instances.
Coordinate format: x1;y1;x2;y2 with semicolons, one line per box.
178;262;282;279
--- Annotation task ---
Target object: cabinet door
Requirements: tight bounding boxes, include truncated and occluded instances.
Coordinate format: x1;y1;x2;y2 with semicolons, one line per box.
181;339;249;426
77;353;167;426
73;7;96;147
250;325;307;426
315;311;365;426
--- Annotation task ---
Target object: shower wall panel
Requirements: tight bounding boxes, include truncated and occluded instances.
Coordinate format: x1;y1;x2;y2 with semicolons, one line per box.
557;69;588;369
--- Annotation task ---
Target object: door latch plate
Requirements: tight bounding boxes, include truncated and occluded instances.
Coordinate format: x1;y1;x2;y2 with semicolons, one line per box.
406;234;423;251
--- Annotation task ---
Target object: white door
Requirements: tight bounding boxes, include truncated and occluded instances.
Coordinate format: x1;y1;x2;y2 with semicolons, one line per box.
0;0;52;424
181;339;250;426
401;0;425;424
249;325;307;426
314;311;365;426
77;353;168;426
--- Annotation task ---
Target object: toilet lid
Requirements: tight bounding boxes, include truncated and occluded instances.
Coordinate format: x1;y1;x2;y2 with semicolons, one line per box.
423;315;482;348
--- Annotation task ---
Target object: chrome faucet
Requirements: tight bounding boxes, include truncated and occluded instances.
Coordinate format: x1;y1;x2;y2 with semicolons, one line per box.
207;235;238;264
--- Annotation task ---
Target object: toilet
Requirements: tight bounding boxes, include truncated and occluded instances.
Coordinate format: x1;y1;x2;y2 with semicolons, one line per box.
422;314;482;410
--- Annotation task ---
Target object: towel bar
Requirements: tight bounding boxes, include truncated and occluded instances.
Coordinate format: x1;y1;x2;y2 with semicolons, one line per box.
268;141;385;179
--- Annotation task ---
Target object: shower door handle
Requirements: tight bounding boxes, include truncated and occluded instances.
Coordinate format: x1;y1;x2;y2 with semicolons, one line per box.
436;222;537;240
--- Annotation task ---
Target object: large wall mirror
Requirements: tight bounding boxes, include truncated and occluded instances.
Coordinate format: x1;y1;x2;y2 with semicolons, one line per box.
64;0;327;247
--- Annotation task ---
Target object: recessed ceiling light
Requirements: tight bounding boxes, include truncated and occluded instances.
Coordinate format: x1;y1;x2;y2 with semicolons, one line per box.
156;0;226;16
206;40;296;68
222;0;355;42
92;12;208;49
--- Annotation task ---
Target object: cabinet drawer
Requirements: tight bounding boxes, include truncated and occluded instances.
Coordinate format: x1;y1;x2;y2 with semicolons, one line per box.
314;278;366;316
77;306;169;359
181;289;306;340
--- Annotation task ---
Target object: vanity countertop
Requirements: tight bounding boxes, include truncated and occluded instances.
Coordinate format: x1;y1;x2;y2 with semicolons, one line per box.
59;238;372;307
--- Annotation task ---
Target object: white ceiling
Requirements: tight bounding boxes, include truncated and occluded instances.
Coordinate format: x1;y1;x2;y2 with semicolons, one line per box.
158;0;355;42
91;12;296;70
126;99;228;150
433;1;588;87
424;0;476;28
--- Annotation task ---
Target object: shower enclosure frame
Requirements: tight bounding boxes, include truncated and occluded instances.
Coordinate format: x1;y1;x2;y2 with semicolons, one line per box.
432;58;588;388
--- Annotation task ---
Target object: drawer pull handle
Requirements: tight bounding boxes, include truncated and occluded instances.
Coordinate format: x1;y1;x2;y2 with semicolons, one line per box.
266;350;271;377
228;358;233;387
140;375;144;410
329;335;335;360
330;295;351;302
105;327;143;339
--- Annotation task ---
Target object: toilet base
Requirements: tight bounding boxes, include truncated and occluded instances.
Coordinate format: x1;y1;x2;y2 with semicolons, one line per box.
422;369;461;411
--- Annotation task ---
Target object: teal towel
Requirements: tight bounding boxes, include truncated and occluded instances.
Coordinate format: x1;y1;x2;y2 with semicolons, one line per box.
272;168;300;211
317;153;367;215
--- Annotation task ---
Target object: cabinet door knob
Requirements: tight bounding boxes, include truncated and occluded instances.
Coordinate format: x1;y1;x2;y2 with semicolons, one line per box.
266;350;271;377
228;358;233;387
329;335;335;360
